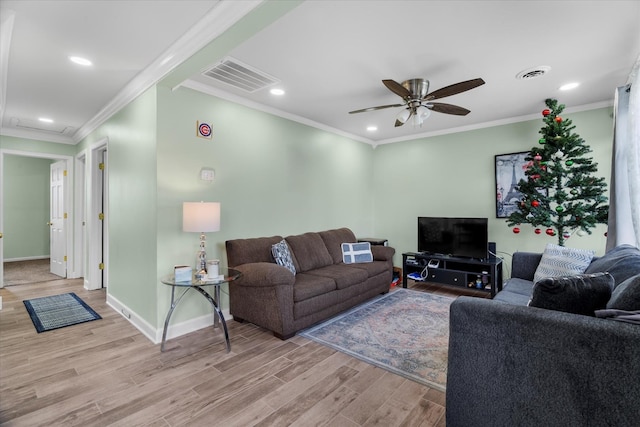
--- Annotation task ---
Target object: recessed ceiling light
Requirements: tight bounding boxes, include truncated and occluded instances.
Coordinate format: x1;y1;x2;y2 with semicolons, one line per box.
38;117;54;123
559;82;580;91
270;88;285;96
367;126;378;132
69;56;92;66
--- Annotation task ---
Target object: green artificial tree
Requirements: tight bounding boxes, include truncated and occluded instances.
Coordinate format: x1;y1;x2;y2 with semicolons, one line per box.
507;98;609;246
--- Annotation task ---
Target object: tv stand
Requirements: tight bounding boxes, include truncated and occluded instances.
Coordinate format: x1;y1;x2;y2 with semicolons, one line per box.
402;252;503;297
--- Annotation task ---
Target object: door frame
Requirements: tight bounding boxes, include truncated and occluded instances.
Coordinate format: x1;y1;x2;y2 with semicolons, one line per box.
81;138;109;290
0;149;75;288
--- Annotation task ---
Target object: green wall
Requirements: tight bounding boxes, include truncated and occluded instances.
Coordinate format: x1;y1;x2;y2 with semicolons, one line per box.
372;107;613;267
155;86;375;325
78;87;159;324
3;155;52;260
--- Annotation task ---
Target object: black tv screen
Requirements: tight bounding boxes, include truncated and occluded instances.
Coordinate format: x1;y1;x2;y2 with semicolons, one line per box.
418;217;488;259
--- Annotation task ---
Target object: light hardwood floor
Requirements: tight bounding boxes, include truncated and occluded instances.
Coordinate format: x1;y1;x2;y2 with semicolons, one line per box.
0;278;486;426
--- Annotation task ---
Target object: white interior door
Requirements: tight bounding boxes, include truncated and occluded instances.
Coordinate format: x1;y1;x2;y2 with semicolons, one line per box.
50;160;66;277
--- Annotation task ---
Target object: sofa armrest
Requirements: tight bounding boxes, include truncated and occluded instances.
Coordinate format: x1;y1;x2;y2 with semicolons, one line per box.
371;245;395;262
447;296;640;427
511;251;543;281
233;262;296;288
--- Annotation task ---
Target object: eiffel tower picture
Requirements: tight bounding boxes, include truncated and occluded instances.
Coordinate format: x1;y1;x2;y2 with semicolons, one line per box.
495;152;527;217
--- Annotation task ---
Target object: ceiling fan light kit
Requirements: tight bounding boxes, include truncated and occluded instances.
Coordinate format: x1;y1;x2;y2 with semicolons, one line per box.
350;77;485;128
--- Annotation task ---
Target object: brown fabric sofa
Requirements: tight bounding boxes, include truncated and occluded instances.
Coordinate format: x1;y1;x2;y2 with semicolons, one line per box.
225;227;395;339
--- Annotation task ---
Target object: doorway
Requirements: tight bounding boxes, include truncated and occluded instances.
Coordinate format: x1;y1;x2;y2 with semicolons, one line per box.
0;149;75;288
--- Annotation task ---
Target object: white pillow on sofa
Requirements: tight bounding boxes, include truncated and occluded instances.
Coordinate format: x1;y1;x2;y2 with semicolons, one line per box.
341;242;373;264
533;243;595;284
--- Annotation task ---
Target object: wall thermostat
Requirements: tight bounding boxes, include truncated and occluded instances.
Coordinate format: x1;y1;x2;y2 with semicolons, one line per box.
200;168;215;182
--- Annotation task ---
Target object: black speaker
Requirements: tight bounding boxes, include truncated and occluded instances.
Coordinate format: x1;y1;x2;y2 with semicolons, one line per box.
488;242;497;259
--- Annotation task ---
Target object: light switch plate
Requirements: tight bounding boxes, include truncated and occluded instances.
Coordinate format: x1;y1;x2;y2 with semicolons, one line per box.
200;168;215;181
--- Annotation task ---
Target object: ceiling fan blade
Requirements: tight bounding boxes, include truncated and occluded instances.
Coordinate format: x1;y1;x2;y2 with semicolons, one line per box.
382;79;412;99
349;103;404;114
425;78;485;100
428;102;471;116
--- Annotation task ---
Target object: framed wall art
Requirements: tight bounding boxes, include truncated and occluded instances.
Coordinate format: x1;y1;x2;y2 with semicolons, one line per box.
495;151;530;218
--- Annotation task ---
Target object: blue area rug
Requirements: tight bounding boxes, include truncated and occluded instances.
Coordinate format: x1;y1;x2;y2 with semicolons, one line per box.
23;292;102;333
299;289;454;391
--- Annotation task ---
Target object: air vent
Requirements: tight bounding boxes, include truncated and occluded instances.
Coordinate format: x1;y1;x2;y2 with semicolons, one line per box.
516;65;551;80
202;57;279;93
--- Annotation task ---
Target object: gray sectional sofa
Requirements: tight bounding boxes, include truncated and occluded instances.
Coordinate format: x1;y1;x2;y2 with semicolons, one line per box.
447;244;640;427
225;227;395;339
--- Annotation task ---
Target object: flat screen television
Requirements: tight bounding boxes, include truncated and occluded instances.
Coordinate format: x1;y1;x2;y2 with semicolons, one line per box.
418;217;488;260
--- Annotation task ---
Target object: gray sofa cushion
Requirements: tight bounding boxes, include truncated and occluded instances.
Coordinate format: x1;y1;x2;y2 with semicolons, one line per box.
584;244;640;286
529;272;613;316
607;273;640;310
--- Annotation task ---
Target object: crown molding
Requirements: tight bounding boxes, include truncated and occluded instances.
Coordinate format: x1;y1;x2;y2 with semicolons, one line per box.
72;0;263;144
0;127;75;145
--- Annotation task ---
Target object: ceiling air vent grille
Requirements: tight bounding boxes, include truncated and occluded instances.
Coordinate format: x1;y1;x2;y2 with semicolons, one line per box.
202;57;279;93
516;65;551;80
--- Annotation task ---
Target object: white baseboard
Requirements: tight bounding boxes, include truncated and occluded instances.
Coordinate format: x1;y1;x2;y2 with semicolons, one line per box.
105;292;231;345
4;256;49;262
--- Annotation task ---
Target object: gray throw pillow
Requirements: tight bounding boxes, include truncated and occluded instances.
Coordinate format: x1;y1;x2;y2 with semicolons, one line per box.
529;272;613;316
606;273;640;311
584;244;640;286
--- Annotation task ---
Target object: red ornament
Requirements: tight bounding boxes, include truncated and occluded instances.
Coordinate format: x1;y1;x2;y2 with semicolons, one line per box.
531;200;540;207
555;116;563;123
534;228;542;234
513;227;521;234
542;109;551;116
546;228;554;236
534;154;542;161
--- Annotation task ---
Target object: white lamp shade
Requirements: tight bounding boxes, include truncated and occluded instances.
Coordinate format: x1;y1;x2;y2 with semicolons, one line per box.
183;202;220;232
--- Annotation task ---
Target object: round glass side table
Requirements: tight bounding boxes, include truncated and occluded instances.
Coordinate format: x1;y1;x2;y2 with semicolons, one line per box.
160;268;242;352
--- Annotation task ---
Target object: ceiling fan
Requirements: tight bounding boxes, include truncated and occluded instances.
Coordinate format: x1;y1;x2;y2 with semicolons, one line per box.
349;78;485;127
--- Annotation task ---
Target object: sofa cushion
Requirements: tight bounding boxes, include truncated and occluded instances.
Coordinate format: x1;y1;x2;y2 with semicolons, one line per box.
501;277;535;297
271;239;296;275
318;228;357;264
293;273;336;302
493;289;531;306
286;232;334;273
584;244;640;286
306;264;368;290
346;260;390;278
225;235;284;267
533;243;595;284
529;272;613;316
341;242;373;264
607;273;640;311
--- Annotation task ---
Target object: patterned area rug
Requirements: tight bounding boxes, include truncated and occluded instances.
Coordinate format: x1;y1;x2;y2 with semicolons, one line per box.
23;293;102;333
299;288;454;391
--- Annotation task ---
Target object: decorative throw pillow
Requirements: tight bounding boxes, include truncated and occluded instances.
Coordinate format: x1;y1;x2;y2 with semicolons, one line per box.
529;272;613;316
341;242;373;264
271;239;296;274
606;273;640;311
533;243;595;284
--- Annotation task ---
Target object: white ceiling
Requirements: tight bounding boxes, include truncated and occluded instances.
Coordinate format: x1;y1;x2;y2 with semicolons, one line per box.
2;1;639;146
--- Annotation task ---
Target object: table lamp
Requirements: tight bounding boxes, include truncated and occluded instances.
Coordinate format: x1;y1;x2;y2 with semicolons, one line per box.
183;202;220;278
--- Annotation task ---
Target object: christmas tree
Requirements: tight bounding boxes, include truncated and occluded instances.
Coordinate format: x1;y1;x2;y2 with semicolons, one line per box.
507;98;608;246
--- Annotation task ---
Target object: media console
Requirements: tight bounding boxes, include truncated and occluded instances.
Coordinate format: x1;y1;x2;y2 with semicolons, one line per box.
402;252;503;297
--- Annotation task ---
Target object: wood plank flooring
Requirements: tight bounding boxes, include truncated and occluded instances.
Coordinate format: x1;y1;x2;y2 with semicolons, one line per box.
0;278;486;426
